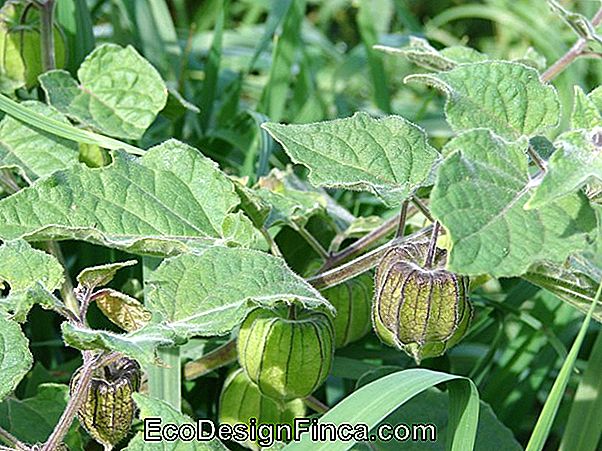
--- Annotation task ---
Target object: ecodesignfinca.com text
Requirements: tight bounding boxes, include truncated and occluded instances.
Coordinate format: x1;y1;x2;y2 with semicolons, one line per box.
143;417;437;447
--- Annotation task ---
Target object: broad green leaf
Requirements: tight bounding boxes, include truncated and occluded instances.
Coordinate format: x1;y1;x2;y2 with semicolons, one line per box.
406;61;560;140
590;87;602;112
527;129;602;209
145;247;333;338
124;393;227;450
366;389;521;450
77;260;137;289
62;322;178;367
263;112;440;206
0;140;257;255
0;383;82;448
39;44;168;140
0;315;33;401
94;288;151;331
283;369;479;451
571;86;602;129
430;129;595;277
0;240;65;320
63;247;330;365
375;36;486;71
0;101;79;182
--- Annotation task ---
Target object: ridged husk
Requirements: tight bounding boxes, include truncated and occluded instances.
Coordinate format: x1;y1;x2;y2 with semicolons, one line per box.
322;273;373;348
70;357;141;447
373;240;472;363
219;368;306;450
237;305;334;401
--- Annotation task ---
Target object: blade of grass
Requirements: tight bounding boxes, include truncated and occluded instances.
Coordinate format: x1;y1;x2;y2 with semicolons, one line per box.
143;257;182;411
247;0;294;73
55;0;95;73
525;280;602;451
0;94;144;155
199;0;228;132
283;369;479;451
558;328;602;451
258;0;305;121
357;0;391;113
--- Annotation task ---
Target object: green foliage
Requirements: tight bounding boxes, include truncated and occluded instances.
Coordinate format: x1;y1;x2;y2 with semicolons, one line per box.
0;1;601;450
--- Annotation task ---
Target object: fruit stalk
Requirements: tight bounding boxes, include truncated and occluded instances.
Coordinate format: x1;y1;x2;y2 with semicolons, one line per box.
36;0;56;71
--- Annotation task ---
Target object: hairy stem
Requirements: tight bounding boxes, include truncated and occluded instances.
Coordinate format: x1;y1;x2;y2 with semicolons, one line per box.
45;241;79;316
541;6;602;82
184;339;238;380
309;226;433;290
261;227;283;258
527;145;548;171
37;0;57;72
411;196;434;222
423;221;441;268
42;353;100;451
395;200;409;238
320;204;418;271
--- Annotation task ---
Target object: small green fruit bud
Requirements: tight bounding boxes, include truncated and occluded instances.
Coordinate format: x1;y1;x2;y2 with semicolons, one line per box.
322;273;373;348
0;2;66;91
219;368;306;449
373;241;472;363
237;305;334;401
70;357;141;448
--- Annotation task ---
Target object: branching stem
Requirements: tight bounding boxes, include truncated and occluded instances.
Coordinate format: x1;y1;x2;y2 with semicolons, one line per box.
541;6;602;82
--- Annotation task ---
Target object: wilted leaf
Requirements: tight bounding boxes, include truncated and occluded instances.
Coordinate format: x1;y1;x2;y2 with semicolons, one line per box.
39;44;168;140
0;140;257;256
0;314;33;401
77;260;137;289
430;129;595;277
527;129;602;209
124;394;227;450
0;101;79;182
263;112;440;206
406;61;560;140
94;288;151;331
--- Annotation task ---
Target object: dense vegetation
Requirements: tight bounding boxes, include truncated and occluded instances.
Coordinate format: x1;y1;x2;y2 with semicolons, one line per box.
0;0;601;450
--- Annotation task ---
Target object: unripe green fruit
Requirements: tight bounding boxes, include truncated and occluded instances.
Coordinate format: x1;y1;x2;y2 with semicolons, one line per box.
0;2;66;90
373;241;472;364
70;357;141;448
237;305;334;401
322;273;373;348
219;368;306;449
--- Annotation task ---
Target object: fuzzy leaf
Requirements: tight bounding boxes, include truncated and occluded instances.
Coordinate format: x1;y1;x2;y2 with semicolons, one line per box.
0;140;256;256
527;129;602;209
571;87;602;129
39;44;168;140
125;394;227;450
0;240;65;320
61;322;178;367
0;101;79;182
406;61;560;140
375;36;486;71
77;260;137;289
430;129;595;277
94;288;151;331
0;315;33;401
145;246;333;338
263;112;440;206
